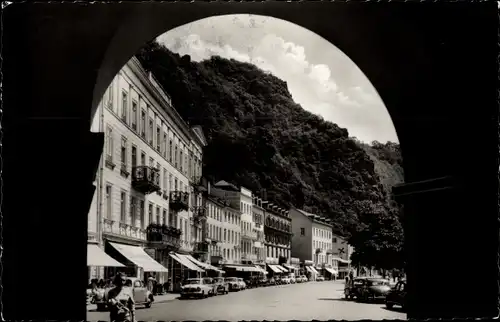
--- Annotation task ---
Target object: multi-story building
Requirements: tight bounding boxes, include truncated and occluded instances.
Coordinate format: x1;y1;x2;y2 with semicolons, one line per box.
87;56;207;284
210;181;265;266
251;196;266;264
289;208;339;278
331;233;354;279
263;201;292;268
204;183;242;266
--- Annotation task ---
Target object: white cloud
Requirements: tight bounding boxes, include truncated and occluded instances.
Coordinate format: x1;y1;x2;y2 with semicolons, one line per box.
155;15;398;143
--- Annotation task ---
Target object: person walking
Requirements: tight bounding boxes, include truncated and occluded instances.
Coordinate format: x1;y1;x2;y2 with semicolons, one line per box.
107;272;136;322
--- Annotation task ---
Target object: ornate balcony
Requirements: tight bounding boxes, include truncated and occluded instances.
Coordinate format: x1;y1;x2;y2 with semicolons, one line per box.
146;223;182;249
192;206;207;223
169;191;190;212
193;241;210;253
131;166;160;194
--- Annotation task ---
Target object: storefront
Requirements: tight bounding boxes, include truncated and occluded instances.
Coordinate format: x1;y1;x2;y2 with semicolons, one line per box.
222;264;266;277
266;257;288;276
302;260;318;280
87;242;125;283
168;252;205;292
323;265;339;280
283;257;301;276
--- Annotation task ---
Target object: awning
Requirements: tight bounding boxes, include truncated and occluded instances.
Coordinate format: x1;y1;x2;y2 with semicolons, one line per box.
109;242;168;272
224;265;259;272
169;253;204;272
325;267;338;275
255;266;268;274
276;265;288;273
310;266;319;274
305;266;313;273
267;264;282;273
180;254;224;274
283;264;296;271
87;244;125;267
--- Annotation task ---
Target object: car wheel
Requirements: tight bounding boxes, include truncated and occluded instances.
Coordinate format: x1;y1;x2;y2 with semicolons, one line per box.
200;291;205;299
386;301;394;309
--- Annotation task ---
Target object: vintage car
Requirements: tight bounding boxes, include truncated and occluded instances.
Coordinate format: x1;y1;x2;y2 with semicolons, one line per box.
237;278;247;290
385;279;406;310
225;277;241;291
288;275;296;284
281;276;291;284
356;278;392;302
96;278;154;311
297;275;307;283
202;277;218;297
213;277;230;294
317;275;325;282
344;277;366;300
180;278;214;299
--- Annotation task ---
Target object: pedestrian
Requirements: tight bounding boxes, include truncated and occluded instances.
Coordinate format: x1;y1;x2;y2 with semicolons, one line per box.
107;272;136;322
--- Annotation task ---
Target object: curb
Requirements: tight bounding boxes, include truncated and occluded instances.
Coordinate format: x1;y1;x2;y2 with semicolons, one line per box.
87;297;180;312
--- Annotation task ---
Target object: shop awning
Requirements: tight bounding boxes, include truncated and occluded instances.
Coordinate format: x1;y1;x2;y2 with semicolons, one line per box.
283;264;296;271
275;265;288;273
255;266;268;274
224;265;259;272
169;253;204;272
305;266;313;273
180;254;224;274
310;266;319;274
267;264;282;273
87;244;125;267
325;267;338;275
109;242;167;272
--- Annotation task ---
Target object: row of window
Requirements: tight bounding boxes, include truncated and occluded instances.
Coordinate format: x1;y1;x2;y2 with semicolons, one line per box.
315;254;337;267
104;183;201;241
207;203;241;225
314;240;332;252
240;202;252;215
103;80;202;180
267;246;290;259
314;227;332;240
207;223;241;245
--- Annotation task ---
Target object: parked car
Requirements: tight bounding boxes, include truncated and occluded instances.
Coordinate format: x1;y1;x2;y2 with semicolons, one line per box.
202;277;218;296
344;277;367;300
317;275;325;282
97;278;154;311
213;277;229;295
356;278;392;302
281;276;291;284
298;275;307;283
180;278;213;299
289;275;296;284
237;278;247;290
385;279;406;310
225;277;241;291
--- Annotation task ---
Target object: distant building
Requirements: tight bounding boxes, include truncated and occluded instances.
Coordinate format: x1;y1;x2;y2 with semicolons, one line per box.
263;201;292;266
251;196;266;264
331;233;354;279
289;208;339;278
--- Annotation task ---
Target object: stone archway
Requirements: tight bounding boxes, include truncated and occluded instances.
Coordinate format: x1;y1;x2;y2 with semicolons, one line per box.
4;2;496;321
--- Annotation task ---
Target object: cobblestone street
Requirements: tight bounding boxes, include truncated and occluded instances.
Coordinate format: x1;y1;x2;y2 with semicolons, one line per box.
87;281;406;321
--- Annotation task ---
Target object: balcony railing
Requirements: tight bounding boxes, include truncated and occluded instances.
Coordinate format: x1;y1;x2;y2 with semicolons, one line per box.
169;191;189;212
193;241;210;253
146;223;182;249
192;206;207;223
131;166;160;194
241;230;258;241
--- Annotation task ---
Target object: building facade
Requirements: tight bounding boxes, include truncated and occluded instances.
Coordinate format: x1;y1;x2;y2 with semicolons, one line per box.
251;196;266;264
87;56;207;284
264;201;292;265
289;208;339;274
210;181;265;265
204;186;242;266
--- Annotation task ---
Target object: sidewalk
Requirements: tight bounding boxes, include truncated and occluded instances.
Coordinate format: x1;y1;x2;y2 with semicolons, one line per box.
87;293;179;311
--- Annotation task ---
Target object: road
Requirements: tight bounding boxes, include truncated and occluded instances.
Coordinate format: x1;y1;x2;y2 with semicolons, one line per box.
87;281;406;321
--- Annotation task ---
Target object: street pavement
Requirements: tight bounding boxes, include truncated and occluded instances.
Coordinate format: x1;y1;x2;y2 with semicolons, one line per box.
87;281;406;321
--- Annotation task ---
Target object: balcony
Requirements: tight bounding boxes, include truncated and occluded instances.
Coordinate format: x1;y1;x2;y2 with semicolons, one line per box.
169;191;189;212
241;230;258;241
131;166;160;194
193;241;210;253
146;224;182;249
192;206;208;223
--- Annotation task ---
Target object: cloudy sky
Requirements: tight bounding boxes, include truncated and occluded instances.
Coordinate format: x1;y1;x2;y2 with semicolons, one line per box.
156;14;399;144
